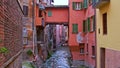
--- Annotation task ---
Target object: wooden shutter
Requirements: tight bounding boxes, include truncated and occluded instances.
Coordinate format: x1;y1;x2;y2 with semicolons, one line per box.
84;0;88;8
93;16;95;31
79;2;82;10
85;20;88;33
83;21;86;33
72;24;78;34
72;2;75;10
88;18;90;32
48;11;52;17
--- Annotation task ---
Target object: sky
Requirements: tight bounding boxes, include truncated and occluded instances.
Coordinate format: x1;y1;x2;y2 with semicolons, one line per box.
53;0;68;5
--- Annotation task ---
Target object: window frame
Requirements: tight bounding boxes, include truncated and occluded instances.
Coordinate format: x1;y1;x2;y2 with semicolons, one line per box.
72;2;83;10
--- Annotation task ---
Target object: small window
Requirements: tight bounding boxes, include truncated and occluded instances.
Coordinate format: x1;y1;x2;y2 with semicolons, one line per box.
72;24;78;34
23;5;28;16
90;16;95;32
92;46;95;56
72;2;83;10
48;11;52;17
103;13;107;35
86;44;88;53
79;43;85;54
39;9;42;17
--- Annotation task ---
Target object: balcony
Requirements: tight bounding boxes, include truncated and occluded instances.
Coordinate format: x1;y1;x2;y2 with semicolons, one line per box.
93;0;110;8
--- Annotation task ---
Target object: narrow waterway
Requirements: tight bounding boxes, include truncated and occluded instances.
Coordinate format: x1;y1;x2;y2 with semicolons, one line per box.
40;46;72;68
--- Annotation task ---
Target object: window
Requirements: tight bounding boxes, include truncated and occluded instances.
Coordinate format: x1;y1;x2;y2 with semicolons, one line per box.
92;46;95;56
103;13;107;35
48;11;52;17
86;44;88;54
72;24;78;34
23;5;28;16
79;43;85;54
83;16;95;33
83;0;88;8
90;16;95;32
39;9;42;17
73;2;83;10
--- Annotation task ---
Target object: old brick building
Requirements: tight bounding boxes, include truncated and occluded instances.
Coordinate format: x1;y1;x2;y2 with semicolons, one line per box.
0;0;23;68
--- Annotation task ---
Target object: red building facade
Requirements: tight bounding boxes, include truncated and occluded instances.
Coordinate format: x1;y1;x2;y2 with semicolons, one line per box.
68;0;96;67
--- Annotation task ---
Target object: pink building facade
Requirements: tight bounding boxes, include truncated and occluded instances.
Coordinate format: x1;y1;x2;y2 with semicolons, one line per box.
45;2;96;67
45;6;69;24
68;0;96;67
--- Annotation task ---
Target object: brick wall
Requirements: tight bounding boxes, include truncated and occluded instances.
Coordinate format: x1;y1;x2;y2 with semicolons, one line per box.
105;49;120;68
0;0;23;66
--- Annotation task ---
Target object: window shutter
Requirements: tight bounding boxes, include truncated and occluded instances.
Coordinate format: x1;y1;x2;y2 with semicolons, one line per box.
84;0;88;8
93;16;95;31
83;21;86;32
72;2;75;10
48;11;52;17
79;2;82;10
85;20;88;32
88;18;90;32
72;24;78;34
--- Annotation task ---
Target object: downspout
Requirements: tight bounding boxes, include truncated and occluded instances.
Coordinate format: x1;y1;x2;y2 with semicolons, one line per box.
32;0;35;55
94;8;97;68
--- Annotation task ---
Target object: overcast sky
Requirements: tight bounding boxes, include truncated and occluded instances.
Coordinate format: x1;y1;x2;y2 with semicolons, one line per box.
53;0;68;5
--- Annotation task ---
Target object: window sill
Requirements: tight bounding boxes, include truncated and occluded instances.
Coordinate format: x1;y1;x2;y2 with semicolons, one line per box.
72;32;78;34
80;53;85;55
91;55;95;59
73;9;83;11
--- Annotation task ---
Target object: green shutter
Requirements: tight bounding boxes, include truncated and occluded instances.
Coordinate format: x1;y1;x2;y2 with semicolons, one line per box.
83;21;86;32
48;11;52;17
84;0;88;8
79;2;82;10
93;16;95;31
72;24;78;33
88;18;90;32
85;20;88;32
72;2;75;10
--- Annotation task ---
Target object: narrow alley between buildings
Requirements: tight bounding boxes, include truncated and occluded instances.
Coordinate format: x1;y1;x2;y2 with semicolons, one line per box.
2;0;120;68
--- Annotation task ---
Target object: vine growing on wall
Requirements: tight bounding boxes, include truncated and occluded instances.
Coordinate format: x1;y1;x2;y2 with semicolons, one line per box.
0;47;9;54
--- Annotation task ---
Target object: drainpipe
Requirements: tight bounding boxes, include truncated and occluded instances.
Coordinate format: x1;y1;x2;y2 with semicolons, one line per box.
94;7;97;68
32;0;36;55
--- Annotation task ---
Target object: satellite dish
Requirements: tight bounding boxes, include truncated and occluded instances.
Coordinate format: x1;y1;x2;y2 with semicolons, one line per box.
76;32;83;43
